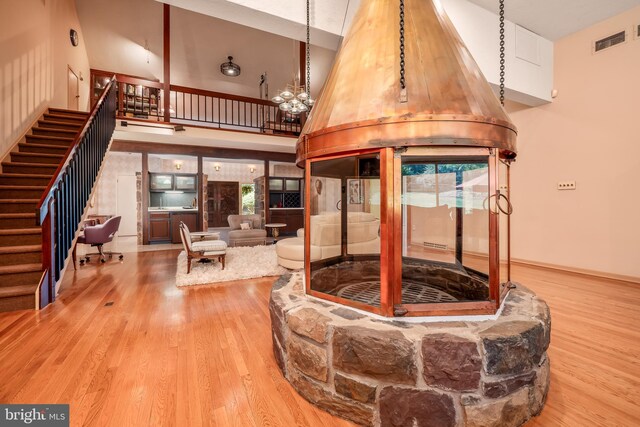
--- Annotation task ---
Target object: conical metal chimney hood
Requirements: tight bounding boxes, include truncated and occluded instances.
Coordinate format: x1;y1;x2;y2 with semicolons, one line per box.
296;0;517;165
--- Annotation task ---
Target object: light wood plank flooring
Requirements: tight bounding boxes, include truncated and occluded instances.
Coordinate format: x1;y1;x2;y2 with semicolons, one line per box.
0;250;638;426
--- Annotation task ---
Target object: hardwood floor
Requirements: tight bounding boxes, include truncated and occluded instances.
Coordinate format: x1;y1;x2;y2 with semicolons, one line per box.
0;250;638;426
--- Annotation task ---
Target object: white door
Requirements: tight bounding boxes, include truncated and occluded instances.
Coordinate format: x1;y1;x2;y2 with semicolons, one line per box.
116;175;137;236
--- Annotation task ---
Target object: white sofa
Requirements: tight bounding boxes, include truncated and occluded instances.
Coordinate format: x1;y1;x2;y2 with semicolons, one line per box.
276;212;381;269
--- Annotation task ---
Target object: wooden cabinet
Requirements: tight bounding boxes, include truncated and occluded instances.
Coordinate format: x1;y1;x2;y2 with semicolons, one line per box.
148;212;197;243
269;209;304;235
149;213;171;242
268;177;303;208
171;213;197;243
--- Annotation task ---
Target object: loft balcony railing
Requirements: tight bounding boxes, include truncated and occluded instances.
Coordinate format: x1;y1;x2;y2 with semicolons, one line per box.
91;69;302;135
37;75;117;308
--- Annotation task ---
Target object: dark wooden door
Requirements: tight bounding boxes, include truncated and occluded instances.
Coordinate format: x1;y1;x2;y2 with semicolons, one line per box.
208;181;239;227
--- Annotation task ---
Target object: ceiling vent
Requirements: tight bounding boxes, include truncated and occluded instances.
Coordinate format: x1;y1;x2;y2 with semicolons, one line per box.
594;30;626;53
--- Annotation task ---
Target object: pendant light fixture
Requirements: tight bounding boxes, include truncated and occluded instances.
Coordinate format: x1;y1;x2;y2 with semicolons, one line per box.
271;0;314;115
220;56;241;77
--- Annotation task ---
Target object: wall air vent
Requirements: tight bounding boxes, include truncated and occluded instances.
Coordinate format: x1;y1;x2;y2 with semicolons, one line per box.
637;24;640;39
594;31;626;52
423;241;448;251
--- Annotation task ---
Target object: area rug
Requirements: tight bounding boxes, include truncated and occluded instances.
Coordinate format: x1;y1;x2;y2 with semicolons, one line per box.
175;245;287;287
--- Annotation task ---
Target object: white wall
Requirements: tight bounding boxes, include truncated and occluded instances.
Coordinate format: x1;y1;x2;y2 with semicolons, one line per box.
441;0;553;106
1;0;90;158
75;0;336;100
204;160;263;184
507;6;640;279
90;152;142;215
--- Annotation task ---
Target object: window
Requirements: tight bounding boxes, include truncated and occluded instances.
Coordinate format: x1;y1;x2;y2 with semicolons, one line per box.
241;184;255;214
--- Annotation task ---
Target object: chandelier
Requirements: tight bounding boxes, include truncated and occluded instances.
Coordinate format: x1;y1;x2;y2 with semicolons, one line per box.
272;0;313;115
271;83;313;115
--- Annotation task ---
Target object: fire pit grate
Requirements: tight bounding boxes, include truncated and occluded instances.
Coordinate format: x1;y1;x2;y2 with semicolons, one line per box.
336;281;458;306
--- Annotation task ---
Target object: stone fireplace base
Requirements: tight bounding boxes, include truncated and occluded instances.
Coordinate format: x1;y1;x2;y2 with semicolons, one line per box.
269;273;551;427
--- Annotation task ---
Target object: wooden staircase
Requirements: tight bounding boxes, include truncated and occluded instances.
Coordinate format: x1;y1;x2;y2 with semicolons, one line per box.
0;108;88;312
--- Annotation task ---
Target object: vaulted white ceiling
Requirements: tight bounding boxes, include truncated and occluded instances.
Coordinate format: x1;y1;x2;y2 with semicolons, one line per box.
158;0;640;43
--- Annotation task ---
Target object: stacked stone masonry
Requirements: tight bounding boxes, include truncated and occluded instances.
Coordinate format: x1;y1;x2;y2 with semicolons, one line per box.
269;273;551;427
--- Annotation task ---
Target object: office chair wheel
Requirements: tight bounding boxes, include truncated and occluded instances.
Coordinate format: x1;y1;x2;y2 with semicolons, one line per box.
119;255;124;260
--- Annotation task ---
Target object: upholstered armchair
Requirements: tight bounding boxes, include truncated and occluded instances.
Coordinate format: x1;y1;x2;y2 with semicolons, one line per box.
227;214;267;247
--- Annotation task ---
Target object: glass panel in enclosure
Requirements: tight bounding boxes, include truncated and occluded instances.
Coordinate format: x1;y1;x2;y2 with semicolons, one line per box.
401;158;490;304
309;155;381;308
499;159;511;289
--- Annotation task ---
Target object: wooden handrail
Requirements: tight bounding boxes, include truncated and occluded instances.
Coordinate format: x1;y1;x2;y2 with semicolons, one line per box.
93;69;300;135
170;84;275;107
36;75;117;225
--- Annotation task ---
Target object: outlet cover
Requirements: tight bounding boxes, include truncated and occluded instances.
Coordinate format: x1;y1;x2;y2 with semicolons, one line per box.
557;181;576;190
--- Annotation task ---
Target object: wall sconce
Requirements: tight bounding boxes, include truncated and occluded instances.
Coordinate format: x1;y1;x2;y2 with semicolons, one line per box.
214;165;221;171
249;165;256;173
174;161;183;171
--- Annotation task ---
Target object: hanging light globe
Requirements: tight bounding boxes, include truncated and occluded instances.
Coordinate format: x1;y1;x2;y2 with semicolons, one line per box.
298;103;308;112
271;95;285;104
290;106;301;115
297;92;309;101
281;90;294;100
290;98;300;106
279;102;292;111
220;56;241;77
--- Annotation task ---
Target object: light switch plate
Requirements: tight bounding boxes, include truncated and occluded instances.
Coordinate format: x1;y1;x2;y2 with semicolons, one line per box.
557;181;576;190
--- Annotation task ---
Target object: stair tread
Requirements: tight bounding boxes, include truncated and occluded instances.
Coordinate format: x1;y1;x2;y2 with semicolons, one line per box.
48;108;88;116
44;113;85;120
0;245;41;254
0;173;53;178
27;134;74;141
31;128;76;135
2;162;58;167
38;120;83;127
0;213;36;218
0;263;42;274
0;228;41;235
0;186;46;190
0;199;39;203
19;142;68;149
11;152;64;159
0;285;37;298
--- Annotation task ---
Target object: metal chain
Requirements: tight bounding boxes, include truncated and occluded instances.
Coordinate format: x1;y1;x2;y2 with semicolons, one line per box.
399;0;406;90
306;0;311;99
499;0;505;106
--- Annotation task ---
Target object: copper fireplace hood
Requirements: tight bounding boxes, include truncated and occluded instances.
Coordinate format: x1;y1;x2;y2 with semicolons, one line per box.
296;0;517;165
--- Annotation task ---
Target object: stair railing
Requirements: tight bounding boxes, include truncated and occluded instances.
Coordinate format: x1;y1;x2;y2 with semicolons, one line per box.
36;76;117;308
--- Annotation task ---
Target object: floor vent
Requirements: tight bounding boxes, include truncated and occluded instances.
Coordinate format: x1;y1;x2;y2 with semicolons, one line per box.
594;30;626;53
423;241;448;251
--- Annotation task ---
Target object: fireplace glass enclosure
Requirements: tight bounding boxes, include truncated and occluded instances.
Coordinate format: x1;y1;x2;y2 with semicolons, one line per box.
308;155;382;308
305;147;512;317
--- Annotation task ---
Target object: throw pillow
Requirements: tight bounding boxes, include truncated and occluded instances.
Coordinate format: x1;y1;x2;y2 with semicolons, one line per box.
240;222;251;230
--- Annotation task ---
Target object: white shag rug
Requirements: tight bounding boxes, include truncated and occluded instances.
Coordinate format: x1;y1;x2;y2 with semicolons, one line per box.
175;245;287;287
